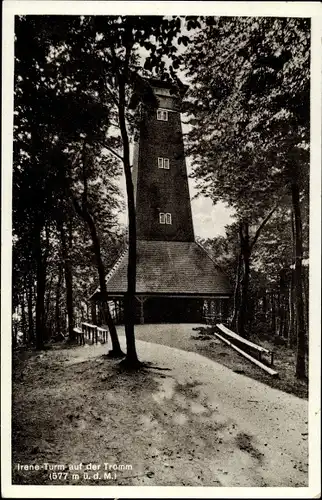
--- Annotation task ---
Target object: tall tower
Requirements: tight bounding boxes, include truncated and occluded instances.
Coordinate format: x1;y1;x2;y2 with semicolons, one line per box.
132;79;194;242
91;78;231;324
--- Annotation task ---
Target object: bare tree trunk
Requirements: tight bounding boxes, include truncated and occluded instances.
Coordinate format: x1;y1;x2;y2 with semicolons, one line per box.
302;266;309;334
44;272;54;340
21;289;27;344
118;72;140;366
237;222;250;338
35;227;46;350
235;207;277;338
230;252;242;331
27;275;34;344
291;182;306;379
55;264;63;336
287;278;296;347
271;292;276;335
73;193;124;357
262;290;267;321
60;223;75;342
12;321;18;349
282;291;289;339
278;270;287;338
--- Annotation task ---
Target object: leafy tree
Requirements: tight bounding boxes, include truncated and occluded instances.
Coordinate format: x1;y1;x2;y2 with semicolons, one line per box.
183;17;309;378
41;15;189;366
13;16;125;350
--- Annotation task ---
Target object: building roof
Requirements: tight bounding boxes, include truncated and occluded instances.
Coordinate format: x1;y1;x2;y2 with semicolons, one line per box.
90;240;232;300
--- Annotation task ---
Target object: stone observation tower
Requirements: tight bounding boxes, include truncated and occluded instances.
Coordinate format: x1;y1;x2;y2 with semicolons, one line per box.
91;78;231;324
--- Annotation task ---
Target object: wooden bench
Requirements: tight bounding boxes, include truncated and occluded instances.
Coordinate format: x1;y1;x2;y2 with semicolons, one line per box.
216;323;275;367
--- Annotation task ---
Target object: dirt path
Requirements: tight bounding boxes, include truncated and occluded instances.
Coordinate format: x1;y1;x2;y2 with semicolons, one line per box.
116;323;308;398
12;333;308;487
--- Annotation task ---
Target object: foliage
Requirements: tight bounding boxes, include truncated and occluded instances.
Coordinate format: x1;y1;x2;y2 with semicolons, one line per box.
183;16;309;219
183;17;309;376
13;15;192;358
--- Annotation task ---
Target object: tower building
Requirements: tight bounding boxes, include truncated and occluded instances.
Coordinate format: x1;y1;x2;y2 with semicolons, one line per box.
91;78;231;324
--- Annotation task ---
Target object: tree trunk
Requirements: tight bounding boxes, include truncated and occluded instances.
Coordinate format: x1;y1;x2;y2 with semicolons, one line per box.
55;263;63;336
262;290;267;320
291;182;306;379
118;74;140;366
278;270;287;338
21;289;27;344
60;224;75;342
288;211;296;347
88;220;123;356
287;278;296;347
13;322;18;350
271;292;276;335
27;275;34;343
230;252;242;330
44;272;54;340
302;266;309;334
73;196;124;357
237;222;250;338
35;228;46;350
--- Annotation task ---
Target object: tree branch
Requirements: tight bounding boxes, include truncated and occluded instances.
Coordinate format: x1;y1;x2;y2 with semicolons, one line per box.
97;140;123;161
105;82;119;107
250;205;278;252
71;194;84;218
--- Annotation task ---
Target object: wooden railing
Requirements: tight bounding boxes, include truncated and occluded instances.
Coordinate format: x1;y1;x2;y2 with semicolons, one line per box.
204;314;227;326
74;323;109;346
216;323;274;366
215;323;277;376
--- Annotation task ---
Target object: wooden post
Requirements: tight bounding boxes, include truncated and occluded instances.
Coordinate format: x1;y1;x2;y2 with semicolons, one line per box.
135;296;147;325
271;351;274;366
219;299;223;322
116;300;120;323
114;300;118;322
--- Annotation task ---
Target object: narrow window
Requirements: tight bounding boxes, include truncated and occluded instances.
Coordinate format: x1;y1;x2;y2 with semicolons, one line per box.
159;213;165;224
158;157;164;169
166;213;172;224
163;158;169;169
157;109;168;121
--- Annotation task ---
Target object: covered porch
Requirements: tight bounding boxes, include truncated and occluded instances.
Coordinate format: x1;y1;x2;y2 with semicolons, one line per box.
90;294;231;326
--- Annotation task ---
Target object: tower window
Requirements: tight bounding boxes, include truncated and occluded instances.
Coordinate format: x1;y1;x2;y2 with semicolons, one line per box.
158;157;170;169
157;109;168;121
159;213;172;224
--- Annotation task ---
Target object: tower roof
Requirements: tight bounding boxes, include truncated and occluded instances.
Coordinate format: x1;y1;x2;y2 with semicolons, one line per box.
147;77;189;96
90;240;231;300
